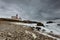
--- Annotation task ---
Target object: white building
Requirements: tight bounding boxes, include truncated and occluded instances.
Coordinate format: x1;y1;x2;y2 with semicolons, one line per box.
11;14;22;20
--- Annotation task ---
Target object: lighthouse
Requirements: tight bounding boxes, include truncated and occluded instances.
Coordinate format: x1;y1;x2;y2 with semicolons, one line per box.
11;14;22;20
16;14;18;19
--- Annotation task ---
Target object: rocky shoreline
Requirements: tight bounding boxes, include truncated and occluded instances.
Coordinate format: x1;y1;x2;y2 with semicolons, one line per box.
0;21;57;40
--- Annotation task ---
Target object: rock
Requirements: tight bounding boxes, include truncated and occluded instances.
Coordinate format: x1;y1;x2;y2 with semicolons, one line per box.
36;27;41;31
46;21;54;24
37;23;45;27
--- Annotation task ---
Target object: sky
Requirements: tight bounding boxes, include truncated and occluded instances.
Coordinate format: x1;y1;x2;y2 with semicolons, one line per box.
0;0;60;21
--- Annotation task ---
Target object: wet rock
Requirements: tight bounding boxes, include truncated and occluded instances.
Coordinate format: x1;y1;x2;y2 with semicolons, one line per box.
46;21;54;24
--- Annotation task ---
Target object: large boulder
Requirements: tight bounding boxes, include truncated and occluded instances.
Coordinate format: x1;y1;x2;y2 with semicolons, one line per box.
46;21;54;24
37;23;44;27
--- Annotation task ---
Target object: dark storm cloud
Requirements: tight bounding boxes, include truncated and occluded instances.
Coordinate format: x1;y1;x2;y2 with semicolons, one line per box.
0;0;60;21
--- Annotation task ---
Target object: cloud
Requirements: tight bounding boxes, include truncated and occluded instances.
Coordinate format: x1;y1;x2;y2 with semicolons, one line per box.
0;0;60;21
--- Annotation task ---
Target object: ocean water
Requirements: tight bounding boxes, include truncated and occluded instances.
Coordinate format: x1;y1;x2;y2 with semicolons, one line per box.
44;22;60;35
11;21;60;35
